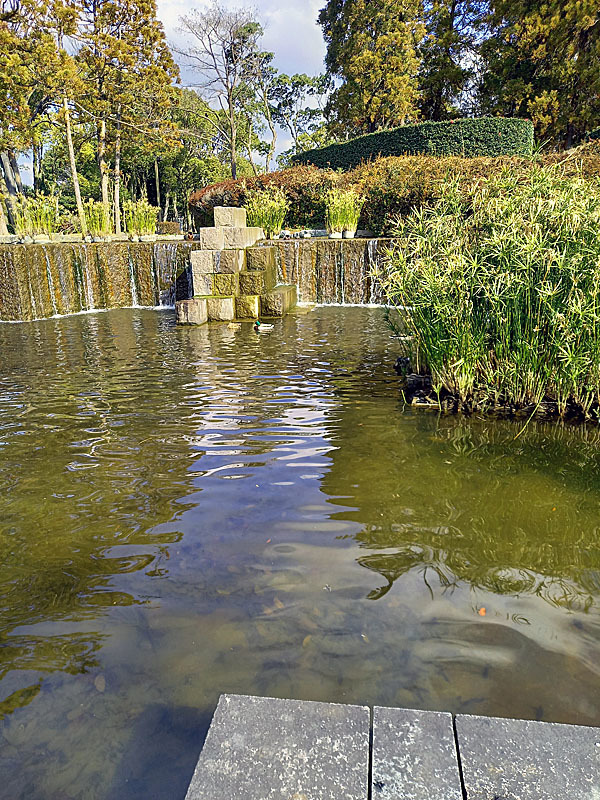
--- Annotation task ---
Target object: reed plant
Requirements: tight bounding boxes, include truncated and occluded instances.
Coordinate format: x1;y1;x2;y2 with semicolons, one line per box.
14;195;59;236
83;199;112;237
377;166;600;418
244;186;289;238
324;188;365;234
122;199;159;236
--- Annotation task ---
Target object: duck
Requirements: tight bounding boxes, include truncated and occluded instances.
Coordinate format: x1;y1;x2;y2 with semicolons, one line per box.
254;320;274;333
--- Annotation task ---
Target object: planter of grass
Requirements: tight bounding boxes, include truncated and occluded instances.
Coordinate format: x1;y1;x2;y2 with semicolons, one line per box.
325;189;365;238
84;200;112;240
245;187;289;239
377;166;600;419
14;195;59;240
123;199;159;240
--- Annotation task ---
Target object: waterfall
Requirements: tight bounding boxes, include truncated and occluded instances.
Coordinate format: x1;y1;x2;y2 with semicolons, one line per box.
153;242;180;306
83;252;95;310
367;239;381;304
128;252;139;307
43;248;58;316
338;243;345;304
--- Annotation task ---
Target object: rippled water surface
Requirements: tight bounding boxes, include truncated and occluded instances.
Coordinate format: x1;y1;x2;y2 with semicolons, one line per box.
1;307;599;799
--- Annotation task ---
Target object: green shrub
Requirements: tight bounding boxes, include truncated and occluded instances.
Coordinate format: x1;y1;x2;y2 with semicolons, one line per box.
14;195;59;236
324;188;365;234
84;200;112;236
377;166;600;417
588;127;600;141
245;186;289;238
293;118;535;170
122;199;158;236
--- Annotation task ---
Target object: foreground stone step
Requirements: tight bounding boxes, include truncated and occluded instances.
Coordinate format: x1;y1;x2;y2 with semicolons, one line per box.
235;294;260;319
455;714;600;800
204;295;235;321
246;245;277;272
213;206;247;227
372;707;462;800
239;264;277;295
185;694;370;800
260;284;298;316
176;298;207;325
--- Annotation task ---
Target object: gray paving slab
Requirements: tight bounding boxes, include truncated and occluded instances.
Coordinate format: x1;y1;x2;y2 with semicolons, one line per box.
455;713;600;800
371;706;463;800
185;694;370;800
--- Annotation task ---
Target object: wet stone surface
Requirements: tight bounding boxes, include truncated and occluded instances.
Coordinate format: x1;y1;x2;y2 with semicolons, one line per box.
185;694;370;800
372;707;463;800
456;714;600;800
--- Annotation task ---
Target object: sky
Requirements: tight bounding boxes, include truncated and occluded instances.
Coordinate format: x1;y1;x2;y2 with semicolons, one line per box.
156;0;327;84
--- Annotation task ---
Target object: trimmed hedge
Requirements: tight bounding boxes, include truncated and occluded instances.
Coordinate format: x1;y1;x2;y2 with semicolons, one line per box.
292;117;534;170
190;139;600;235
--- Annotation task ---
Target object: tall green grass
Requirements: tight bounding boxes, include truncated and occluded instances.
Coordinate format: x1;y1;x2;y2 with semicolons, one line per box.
84;199;112;236
377;166;600;417
324;188;365;234
245;186;289;238
122;199;158;236
14;195;59;236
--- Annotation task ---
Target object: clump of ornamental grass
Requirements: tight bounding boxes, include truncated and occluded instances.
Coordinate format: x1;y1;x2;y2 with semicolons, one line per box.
84;199;112;236
14;195;59;236
122;199;159;236
324;188;365;234
244;186;289;238
376;166;600;419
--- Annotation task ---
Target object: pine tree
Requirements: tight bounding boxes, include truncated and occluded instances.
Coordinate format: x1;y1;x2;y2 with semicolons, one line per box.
318;0;425;135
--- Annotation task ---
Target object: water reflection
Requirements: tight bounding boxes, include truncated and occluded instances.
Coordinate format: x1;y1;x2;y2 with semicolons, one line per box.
0;307;599;800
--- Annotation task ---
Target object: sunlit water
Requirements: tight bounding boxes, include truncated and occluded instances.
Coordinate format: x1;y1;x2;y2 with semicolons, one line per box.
1;307;599;799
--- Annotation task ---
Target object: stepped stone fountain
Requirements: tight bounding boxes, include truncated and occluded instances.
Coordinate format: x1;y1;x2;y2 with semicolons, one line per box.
176;207;298;325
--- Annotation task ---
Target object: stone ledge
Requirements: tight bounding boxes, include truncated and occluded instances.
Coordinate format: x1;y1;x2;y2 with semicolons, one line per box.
185;694;370;800
260;284;297;317
175;298;207;325
214;206;247;228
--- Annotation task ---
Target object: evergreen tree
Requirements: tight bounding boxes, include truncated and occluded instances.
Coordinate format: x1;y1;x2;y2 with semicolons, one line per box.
479;0;600;146
318;0;425;135
418;0;487;120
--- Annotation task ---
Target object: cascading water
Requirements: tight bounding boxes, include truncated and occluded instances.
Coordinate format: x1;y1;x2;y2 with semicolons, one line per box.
44;249;58;316
83;252;95;310
127;252;139;307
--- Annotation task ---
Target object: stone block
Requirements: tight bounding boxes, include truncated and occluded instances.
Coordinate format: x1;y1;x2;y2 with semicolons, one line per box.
176;298;208;325
212;274;239;296
213;206;247;228
199;227;225;251
222;227;264;249
246;246;277;272
235;295;260;319
206;296;235;321
191;250;220;274
238;264;277;295
372;707;462;800
217;249;246;274
185;694;370;800
260;284;297;317
455;713;600;800
192;274;213;296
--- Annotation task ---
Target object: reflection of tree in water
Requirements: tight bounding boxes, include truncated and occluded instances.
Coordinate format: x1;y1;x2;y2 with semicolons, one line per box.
324;399;600;610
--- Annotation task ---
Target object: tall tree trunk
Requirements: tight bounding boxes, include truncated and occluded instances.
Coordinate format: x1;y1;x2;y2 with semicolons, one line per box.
114;110;122;234
32;138;41;193
0;165;15;228
0;195;8;235
246;124;259;177
0;151;18;224
163;190;170;222
63;96;88;236
8;151;23;193
98;116;110;207
228;103;237;179
154;159;161;208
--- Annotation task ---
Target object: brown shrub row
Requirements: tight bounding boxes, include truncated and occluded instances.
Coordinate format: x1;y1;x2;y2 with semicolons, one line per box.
189;141;600;235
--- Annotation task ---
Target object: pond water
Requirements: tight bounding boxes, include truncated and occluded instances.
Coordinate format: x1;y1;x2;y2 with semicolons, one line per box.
0;306;599;799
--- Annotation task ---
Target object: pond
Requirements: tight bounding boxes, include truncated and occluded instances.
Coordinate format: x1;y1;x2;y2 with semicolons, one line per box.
0;306;599;800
